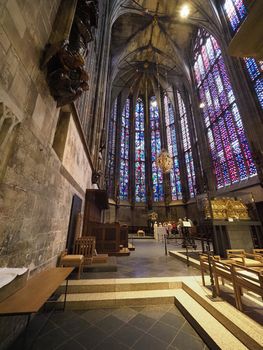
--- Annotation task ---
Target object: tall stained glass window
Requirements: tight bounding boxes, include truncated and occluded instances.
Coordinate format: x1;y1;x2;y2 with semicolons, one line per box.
149;96;164;201
194;28;257;189
163;94;182;200
223;0;263;109
107;98;117;197
135;97;146;202
176;91;196;198
119;98;130;200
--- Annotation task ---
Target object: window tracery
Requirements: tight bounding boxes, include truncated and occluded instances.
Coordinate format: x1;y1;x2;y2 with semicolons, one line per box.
223;0;263;109
194;28;257;189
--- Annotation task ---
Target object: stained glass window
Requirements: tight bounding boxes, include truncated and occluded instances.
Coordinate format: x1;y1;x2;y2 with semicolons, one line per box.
149;96;164;201
107;98;117;197
119;98;130;200
176;91;196;198
194;28;257;189
135;97;146;202
223;0;263;109
163;94;182;200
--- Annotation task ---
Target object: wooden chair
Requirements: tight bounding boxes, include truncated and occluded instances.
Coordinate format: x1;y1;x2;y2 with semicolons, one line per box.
230;264;263;312
226;249;263;267
73;236;108;265
59;250;84;279
73;237;96;265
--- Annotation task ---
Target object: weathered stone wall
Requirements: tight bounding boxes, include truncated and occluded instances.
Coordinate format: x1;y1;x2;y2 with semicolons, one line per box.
0;1;96;348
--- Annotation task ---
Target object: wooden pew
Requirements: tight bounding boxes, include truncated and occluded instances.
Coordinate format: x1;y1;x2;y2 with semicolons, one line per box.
199;254;221;286
230;264;263;312
226;249;263;267
211;258;241;309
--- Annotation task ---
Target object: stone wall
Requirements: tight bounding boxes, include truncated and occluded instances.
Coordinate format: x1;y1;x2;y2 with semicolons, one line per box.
0;1;96;348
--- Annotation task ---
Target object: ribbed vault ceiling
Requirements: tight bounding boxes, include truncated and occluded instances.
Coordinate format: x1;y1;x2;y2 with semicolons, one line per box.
110;0;220;100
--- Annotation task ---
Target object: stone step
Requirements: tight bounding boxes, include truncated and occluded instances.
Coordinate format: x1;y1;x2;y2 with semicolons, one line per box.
58;289;178;309
174;289;248;350
60;277;182;294
182;280;263;350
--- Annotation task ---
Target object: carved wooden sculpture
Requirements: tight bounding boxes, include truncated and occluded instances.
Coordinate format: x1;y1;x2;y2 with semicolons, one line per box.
41;0;98;107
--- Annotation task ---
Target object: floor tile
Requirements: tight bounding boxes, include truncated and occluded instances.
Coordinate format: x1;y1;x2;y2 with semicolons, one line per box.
73;325;107;349
132;333;167;350
95;315;124;334
80;309;108;324
159;312;185;330
129;313;157;331
140;305;169;320
33;327;69;349
180;321;200;338
171;331;204;350
112;323;145;347
94;336;130;350
111;307;138;322
148;321;177;344
56;339;85;350
59;316;90;336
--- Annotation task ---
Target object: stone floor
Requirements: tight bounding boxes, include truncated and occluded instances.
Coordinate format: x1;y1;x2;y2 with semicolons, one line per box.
78;239;201;280
9;240;208;349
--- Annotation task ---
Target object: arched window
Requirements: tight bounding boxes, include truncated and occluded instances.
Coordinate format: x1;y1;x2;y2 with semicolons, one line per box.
119;98;130;200
223;0;246;31
194;28;257;189
164;94;182;200
135;97;146;202
149;96;164;201
223;0;263;109
176;91;196;198
107;98;117;197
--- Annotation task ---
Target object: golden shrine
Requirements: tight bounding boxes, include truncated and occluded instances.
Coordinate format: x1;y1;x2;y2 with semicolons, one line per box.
205;197;250;220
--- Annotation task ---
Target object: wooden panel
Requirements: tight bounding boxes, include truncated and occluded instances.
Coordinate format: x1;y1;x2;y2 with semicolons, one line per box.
85;223;120;254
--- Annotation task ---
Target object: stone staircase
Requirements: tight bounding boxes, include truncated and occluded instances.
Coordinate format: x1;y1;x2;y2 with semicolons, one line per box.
57;276;263;350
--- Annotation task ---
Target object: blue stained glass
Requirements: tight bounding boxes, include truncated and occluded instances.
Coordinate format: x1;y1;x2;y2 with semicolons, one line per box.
164;94;183;200
150;96;164;201
107;99;117;197
135;97;146;202
254;78;263;109
224;0;246;31
244;58;260;81
119;98;130;200
223;1;262;110
194;28;257;188
176;91;196;198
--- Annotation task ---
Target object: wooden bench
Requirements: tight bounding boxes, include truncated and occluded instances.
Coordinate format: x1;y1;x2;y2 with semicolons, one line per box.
199;254;221;286
0;267;73;322
231;264;263;312
226;249;263;267
211;258;242;309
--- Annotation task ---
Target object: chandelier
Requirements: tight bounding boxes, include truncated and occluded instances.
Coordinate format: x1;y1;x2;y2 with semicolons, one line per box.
157;149;173;173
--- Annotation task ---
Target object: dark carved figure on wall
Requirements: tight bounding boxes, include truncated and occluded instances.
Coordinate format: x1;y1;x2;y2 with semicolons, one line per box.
92;170;102;185
41;0;98;107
